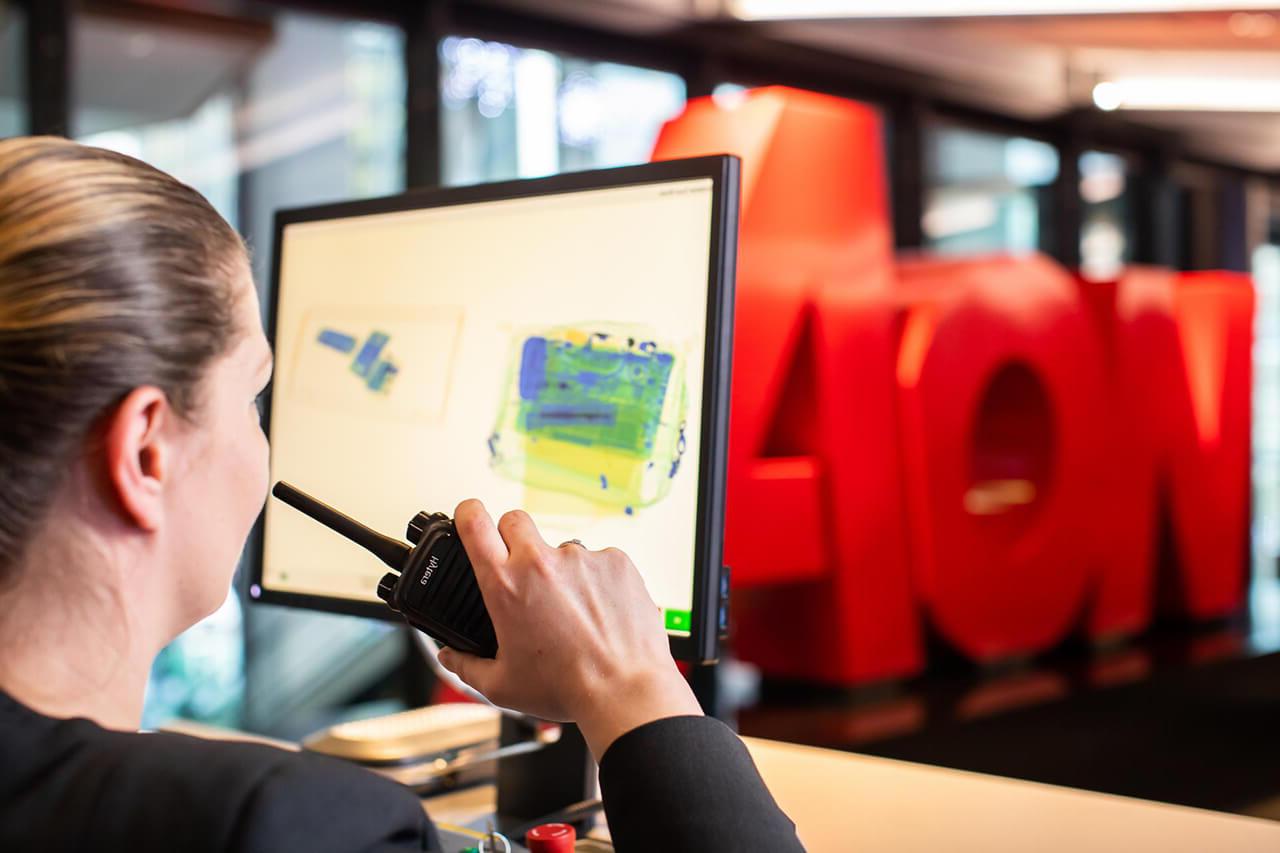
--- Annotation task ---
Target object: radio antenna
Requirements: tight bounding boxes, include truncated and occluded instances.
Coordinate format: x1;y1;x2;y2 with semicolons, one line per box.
271;481;410;571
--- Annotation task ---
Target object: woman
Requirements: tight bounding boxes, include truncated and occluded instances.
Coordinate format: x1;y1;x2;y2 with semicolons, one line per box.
0;137;803;852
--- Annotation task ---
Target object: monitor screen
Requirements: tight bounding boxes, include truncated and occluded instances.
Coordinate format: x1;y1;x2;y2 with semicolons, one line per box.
251;157;738;662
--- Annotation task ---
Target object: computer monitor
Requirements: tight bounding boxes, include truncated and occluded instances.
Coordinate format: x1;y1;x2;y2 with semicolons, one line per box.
249;156;739;663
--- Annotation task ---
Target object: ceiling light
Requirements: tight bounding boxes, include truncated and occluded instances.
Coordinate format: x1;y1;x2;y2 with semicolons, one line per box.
731;1;1280;20
1228;12;1277;38
1092;77;1280;112
1092;82;1123;112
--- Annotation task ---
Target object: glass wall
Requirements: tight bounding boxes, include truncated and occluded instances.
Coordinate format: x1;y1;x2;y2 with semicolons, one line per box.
440;35;686;186
922;123;1059;256
75;10;404;283
711;82;751;108
72;5;406;734
1079;150;1133;281
1252;228;1280;648
0;1;25;136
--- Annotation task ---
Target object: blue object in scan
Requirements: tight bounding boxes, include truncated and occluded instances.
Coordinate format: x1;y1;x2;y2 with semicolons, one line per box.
317;329;357;353
351;332;390;379
367;360;399;392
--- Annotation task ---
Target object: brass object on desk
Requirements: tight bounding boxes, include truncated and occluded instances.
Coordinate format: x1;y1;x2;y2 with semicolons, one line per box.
303;702;501;764
302;703;564;794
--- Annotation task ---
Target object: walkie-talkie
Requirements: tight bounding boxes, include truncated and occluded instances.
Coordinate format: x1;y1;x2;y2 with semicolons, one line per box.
271;482;498;658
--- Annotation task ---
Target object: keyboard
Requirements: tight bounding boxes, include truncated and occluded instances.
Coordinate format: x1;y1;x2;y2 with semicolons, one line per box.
303;702;501;764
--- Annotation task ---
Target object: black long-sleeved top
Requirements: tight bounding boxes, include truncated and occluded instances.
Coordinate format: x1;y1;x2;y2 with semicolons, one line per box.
599;715;805;851
0;691;802;852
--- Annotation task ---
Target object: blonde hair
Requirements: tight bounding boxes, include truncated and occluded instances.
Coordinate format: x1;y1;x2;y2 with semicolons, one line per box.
0;136;246;576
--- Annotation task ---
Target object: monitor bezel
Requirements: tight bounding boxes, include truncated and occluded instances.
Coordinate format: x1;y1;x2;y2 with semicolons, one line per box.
246;155;739;664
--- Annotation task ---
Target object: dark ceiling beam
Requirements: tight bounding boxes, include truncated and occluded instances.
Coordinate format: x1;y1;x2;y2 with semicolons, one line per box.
667;20;949;103
22;0;72;136
448;1;699;76
81;1;276;42
404;0;447;188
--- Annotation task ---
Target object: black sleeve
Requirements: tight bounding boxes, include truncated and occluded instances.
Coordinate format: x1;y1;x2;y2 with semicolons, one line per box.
598;715;804;853
0;695;441;853
15;721;441;853
227;747;442;853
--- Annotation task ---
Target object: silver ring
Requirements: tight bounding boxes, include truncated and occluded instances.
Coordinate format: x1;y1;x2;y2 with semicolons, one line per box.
559;538;584;548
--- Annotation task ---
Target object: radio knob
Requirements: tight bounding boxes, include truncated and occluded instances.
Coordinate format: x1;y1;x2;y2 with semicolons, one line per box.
376;572;399;607
406;511;434;544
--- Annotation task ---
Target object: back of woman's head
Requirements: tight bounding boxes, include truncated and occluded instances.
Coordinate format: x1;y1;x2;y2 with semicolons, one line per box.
0;136;247;581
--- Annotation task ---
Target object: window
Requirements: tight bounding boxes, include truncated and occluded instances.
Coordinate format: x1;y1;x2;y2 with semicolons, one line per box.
1079;151;1133;281
0;1;24;136
75;10;404;284
72;5;407;733
711;82;751;108
1251;211;1280;646
440;35;686;186
922;123;1059;256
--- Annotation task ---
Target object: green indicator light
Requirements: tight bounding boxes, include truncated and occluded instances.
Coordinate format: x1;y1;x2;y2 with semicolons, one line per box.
665;609;692;632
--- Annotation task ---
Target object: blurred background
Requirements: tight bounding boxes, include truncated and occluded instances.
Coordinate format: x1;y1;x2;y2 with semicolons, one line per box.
5;0;1280;822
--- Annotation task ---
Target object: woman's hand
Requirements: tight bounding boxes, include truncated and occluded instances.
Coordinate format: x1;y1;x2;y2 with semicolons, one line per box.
436;500;703;759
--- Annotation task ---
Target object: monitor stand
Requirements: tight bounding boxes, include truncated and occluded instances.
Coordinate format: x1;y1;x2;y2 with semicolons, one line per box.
495;716;600;839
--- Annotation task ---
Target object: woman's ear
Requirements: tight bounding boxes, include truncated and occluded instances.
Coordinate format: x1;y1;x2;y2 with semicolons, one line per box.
101;386;173;532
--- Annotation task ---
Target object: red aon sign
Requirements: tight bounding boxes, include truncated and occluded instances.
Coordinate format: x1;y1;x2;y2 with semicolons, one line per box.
653;87;1254;685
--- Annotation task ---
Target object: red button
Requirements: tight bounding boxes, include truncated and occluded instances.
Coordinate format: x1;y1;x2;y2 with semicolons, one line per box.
525;822;576;853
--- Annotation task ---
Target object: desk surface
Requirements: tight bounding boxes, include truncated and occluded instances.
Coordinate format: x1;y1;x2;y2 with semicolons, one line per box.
742;736;1280;852
423;735;1280;852
167;720;1280;851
